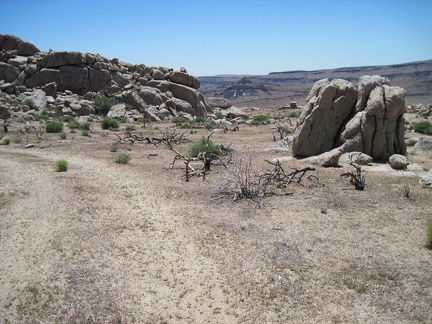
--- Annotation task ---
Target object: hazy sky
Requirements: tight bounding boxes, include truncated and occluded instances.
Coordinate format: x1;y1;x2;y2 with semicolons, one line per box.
1;0;431;76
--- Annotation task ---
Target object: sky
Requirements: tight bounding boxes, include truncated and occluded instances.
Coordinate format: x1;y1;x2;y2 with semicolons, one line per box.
1;0;431;76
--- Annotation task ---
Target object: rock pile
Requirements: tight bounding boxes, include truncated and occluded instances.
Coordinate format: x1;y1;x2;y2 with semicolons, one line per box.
293;75;407;161
0;34;208;120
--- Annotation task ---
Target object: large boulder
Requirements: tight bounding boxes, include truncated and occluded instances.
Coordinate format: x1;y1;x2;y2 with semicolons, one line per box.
293;79;357;157
293;75;407;161
412;136;432;160
0;62;20;82
389;154;409;170
147;80;207;117
207;97;232;109
0;34;39;56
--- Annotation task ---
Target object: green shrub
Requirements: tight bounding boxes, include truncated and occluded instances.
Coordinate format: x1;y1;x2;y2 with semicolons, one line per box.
11;135;22;144
156;112;166;120
59;132;67;140
427;220;432;248
94;96;119;116
78;122;91;131
414;121;432;135
172;116;189;125
101;118;119;130
62;115;76;123
253;115;271;122
215;112;224;120
46;121;64;133
110;145;118;152
114;153;131;164
81;130;89;137
34;111;50;121
189;137;222;157
67;120;80;129
0;137;10;145
54;160;68;172
23;98;36;110
116;116;127;123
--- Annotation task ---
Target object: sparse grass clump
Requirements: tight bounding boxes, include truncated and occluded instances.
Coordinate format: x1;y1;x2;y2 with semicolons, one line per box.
426;220;432;249
54;160;68;172
59;132;67;140
114;153;131;164
46;121;64;133
413;121;432;135
101;118;119;130
189;136;222;157
0;137;11;145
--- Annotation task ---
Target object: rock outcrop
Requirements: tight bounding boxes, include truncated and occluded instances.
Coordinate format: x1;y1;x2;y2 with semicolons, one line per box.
0;34;208;119
293;75;407;161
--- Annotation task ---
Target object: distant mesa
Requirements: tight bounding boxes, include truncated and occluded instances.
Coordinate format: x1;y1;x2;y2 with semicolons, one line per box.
223;76;271;99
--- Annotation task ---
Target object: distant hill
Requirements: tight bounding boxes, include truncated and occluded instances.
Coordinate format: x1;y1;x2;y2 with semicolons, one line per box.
199;60;432;107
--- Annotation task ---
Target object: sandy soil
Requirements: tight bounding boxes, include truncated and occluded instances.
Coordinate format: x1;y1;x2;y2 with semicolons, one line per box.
1;119;432;323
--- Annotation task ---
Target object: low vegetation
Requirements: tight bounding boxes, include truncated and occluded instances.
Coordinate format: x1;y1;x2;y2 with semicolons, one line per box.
46;121;64;133
54;159;68;172
93;96;119;116
414;120;432;135
101;118;120;130
427;220;432;248
114;153;131;164
189;136;222;158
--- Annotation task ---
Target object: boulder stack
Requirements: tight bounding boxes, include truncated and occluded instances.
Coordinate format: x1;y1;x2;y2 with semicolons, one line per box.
0;34;208;119
293;75;407;161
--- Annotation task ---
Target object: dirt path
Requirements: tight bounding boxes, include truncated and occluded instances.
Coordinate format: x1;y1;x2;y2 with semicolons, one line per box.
0;146;236;323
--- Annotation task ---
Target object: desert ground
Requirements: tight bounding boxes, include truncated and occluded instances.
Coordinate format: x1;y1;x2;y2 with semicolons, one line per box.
1;109;432;323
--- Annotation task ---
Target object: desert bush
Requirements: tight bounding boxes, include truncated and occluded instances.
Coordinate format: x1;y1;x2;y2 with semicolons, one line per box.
23;98;36;110
62;115;76;123
59;132;67;140
114;153;131;164
253;115;271;122
46;121;64;133
94;96;119;116
215;112;224;120
81;130;89;137
0;137;10;145
101;118;119;130
413;121;432;135
54;160;68;172
34;110;50;121
116;116;128;123
67;120;80;129
78;122;91;131
11;135;22;144
189;136;222;158
427;220;432;248
110;144;118;152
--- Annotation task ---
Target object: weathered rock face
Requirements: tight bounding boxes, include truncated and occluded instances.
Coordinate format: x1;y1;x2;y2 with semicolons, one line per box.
412;136;432;159
0;34;39;56
207;97;232;109
293;75;407;161
0;34;209;118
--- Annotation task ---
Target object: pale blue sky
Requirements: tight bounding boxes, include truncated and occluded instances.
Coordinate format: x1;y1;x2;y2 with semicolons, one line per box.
1;0;431;76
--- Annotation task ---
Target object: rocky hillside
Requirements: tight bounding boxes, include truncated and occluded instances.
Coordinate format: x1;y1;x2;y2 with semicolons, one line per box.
0;34;208;120
200;60;432;107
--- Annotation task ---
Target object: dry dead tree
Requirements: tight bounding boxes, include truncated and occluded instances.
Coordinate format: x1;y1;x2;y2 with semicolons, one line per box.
114;127;187;150
165;132;226;182
217;154;318;202
340;154;366;190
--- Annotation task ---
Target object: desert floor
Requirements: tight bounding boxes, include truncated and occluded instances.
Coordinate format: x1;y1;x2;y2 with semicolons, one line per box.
1;113;432;323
